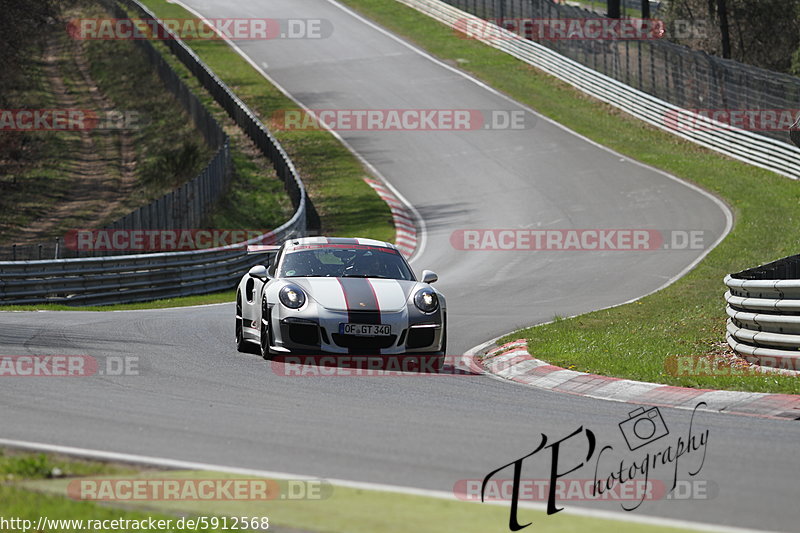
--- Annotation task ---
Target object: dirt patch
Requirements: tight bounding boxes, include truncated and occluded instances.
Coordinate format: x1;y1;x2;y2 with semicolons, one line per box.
6;36;138;246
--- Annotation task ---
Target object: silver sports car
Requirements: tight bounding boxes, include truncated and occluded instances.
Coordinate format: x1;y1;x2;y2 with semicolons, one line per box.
235;237;446;358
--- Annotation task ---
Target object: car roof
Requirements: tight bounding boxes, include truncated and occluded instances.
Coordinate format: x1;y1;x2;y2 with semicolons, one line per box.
283;237;397;251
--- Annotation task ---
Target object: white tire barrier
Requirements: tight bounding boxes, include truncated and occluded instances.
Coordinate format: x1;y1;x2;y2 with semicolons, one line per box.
725;258;800;371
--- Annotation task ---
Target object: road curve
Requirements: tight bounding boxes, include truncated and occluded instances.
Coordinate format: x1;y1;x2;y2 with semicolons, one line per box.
1;1;796;531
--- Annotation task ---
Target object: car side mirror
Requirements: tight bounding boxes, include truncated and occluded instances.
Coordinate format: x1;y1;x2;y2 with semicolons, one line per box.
248;265;270;280
421;270;438;284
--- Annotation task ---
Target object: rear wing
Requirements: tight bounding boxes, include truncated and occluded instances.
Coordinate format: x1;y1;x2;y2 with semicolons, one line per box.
247;245;280;255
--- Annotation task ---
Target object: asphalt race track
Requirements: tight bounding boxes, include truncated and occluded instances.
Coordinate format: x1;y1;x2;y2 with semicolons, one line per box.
1;0;797;531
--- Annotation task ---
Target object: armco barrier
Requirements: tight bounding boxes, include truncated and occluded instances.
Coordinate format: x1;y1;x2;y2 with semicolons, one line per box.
725;255;800;371
0;224;297;306
0;0;309;305
397;0;800;180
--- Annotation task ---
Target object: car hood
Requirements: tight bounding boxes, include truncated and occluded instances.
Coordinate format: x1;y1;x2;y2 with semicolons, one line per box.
290;277;420;313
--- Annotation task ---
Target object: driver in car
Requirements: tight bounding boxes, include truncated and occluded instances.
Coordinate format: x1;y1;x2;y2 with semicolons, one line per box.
346;251;386;277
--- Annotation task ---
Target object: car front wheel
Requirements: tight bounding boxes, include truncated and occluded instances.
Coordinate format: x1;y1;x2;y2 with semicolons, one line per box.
235;296;257;354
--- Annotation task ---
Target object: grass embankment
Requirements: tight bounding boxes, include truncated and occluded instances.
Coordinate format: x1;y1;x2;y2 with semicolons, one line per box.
0;4;210;245
0;0;394;310
337;0;800;393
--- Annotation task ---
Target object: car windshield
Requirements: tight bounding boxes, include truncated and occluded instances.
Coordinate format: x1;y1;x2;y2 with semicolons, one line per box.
278;245;414;280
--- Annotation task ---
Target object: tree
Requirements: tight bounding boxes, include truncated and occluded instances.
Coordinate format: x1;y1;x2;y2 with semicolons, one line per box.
641;0;651;19
717;0;731;59
664;0;800;73
607;0;621;19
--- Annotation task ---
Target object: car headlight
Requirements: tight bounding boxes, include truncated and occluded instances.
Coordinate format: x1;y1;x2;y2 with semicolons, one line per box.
414;288;439;313
279;285;306;309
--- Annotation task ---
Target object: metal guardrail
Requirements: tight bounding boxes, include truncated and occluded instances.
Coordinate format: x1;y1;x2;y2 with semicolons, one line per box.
0;0;308;305
399;0;800;180
0;226;292;306
725;255;800;370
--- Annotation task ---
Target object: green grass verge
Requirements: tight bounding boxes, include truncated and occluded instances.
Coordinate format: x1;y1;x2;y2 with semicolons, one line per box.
336;0;800;393
18;463;704;533
0;290;234;312
0;450;227;532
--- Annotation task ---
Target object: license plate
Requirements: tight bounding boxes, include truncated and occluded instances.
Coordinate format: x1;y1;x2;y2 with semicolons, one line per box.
339;323;391;336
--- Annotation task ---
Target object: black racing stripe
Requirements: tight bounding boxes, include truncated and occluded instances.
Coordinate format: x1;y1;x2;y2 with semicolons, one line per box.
337;277;382;356
325;237;359;245
337;278;381;324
